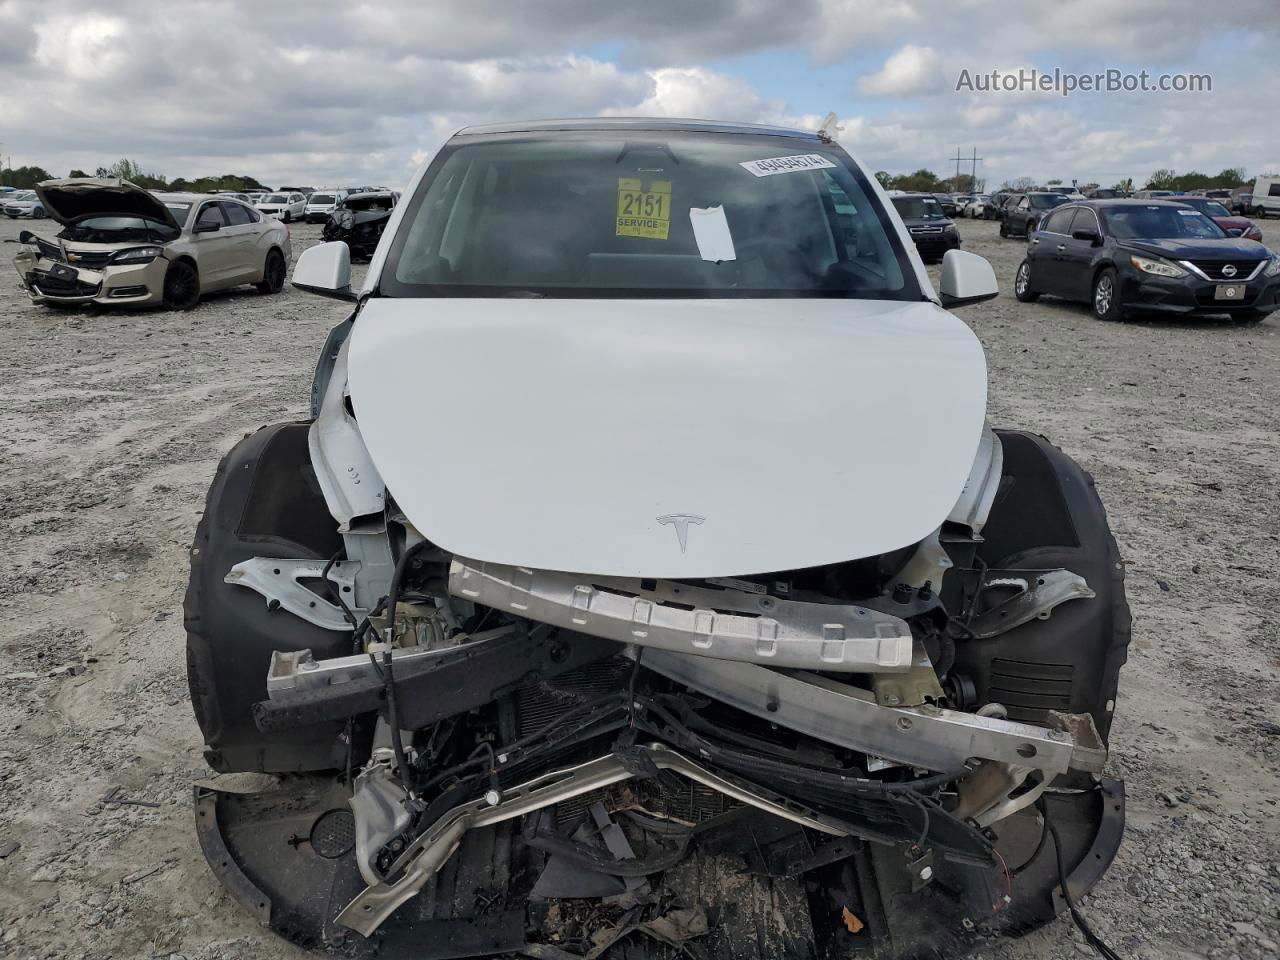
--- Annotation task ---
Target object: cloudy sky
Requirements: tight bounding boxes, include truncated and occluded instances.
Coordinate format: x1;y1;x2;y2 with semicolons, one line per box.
1;0;1277;189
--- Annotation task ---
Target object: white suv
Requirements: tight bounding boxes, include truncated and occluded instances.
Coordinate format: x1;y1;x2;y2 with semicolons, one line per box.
187;117;1130;959
304;190;346;223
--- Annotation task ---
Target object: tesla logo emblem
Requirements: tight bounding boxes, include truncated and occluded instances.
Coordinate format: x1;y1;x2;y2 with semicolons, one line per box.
1221;264;1237;278
657;514;705;553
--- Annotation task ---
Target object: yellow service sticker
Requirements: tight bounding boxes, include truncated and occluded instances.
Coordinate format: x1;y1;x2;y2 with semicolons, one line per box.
616;178;671;239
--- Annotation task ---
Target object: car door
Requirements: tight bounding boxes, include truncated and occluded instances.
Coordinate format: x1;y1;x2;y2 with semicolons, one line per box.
218;201;261;283
1055;207;1100;303
1028;206;1075;296
190;201;235;287
1014;196;1033;234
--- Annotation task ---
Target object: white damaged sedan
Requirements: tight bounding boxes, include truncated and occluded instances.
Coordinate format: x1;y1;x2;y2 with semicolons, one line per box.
185;118;1130;960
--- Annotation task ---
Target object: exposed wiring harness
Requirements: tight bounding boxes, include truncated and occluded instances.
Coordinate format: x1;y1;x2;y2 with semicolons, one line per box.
1037;796;1124;960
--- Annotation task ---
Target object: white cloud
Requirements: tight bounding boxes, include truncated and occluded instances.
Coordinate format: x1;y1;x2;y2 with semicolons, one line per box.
857;45;943;96
0;0;1276;190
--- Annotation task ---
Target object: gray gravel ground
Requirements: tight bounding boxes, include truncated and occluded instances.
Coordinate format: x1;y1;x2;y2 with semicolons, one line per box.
0;214;1276;960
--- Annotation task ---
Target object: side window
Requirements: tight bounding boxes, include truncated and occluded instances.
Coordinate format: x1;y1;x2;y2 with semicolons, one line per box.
1072;207;1100;236
293;193;304;203
1041;208;1073;234
1018;197;1030;210
222;201;252;226
196;203;227;228
1269;183;1280;197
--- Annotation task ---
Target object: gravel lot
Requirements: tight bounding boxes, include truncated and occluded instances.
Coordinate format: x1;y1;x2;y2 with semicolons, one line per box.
0;214;1277;960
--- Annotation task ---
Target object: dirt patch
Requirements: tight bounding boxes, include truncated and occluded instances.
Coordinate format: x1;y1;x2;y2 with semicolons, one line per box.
0;216;1276;960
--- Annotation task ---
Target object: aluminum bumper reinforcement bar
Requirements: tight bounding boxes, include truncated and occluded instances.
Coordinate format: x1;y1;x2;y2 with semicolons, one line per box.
447;558;914;673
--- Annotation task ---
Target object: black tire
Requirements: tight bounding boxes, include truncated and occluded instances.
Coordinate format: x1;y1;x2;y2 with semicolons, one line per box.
162;260;201;311
1092;266;1122;321
256;248;286;295
1235;309;1269;325
999;218;1009;238
1014;258;1039;302
184;422;347;773
33;208;45;219
283;211;291;223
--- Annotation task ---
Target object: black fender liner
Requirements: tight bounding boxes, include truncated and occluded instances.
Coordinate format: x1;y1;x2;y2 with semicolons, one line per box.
184;421;350;773
954;429;1132;742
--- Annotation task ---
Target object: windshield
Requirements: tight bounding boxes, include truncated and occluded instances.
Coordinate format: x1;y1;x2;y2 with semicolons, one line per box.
263;194;289;203
1181;199;1231;218
891;197;944;220
1101;205;1226;240
347;195;393;212
309;194;336;204
382;133;918;300
1030;194;1069;210
12;191;35;201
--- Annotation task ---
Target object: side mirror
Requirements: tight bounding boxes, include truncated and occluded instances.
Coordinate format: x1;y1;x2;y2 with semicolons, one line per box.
293;240;356;301
938;249;998;308
1072;228;1103;246
1226;227;1243;238
193;219;221;234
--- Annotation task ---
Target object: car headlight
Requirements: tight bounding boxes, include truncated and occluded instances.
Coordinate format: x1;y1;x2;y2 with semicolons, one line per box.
110;246;164;265
1130;254;1186;278
1264;256;1280;278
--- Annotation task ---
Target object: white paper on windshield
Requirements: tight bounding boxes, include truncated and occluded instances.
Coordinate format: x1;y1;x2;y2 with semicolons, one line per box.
739;154;836;177
689;206;737;263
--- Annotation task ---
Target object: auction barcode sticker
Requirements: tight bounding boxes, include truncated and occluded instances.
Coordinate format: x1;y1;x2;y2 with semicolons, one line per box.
739;154;837;177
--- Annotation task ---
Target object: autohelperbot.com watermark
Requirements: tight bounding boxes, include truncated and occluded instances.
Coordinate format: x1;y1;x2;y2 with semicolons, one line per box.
956;67;1212;97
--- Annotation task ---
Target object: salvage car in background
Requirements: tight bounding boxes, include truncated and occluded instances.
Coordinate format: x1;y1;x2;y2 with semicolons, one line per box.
256;191;307;222
320;189;398;259
187;117;1130;960
1014;199;1279;322
1170;195;1264;242
12;179;291;310
890;192;960;262
1000;191;1070;238
3;190;46;218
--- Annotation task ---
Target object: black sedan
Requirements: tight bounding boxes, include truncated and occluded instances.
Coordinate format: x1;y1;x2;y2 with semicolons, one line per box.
1014;199;1279;322
890;193;960;263
999;192;1070;238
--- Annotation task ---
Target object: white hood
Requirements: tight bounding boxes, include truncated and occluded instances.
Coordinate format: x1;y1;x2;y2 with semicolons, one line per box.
346;297;987;578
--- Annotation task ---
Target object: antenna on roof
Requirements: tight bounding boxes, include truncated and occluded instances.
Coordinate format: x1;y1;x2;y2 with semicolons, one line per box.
817;112;843;143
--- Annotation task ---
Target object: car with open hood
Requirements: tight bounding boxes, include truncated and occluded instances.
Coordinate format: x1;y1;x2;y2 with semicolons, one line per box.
1014;199;1279;322
185;118;1131;960
12;178;291;309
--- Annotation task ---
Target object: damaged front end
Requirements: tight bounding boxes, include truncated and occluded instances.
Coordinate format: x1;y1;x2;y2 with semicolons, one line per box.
188;421;1130;960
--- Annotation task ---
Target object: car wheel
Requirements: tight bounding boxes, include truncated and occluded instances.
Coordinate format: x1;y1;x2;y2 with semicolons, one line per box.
256;249;287;295
1014;259;1039;302
1092;267;1122;321
283;211;291;223
1235;309;1268;325
999;219;1009;238
162;260;201;311
33;208;44;219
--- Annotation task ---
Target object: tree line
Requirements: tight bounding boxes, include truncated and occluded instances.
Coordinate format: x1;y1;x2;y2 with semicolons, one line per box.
0;158;269;193
874;166;1269;194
